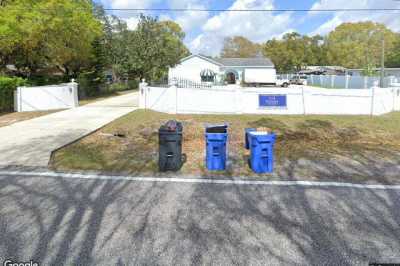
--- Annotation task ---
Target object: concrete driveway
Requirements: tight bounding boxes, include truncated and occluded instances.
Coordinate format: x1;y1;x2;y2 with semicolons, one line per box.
0;92;138;167
0;172;399;265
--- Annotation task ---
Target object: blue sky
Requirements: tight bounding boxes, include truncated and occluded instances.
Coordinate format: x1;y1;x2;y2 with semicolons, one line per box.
97;0;400;56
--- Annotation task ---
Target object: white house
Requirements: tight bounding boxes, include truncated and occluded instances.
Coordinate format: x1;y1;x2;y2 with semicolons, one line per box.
168;54;276;85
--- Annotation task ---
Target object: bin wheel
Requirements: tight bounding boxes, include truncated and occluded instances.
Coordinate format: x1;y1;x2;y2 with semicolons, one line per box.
181;154;187;164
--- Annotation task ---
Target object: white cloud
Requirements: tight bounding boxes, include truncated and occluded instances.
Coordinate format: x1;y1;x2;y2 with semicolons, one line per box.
108;0;156;9
110;0;210;33
107;0;161;19
124;17;140;30
309;0;400;35
309;16;343;36
271;29;297;40
159;14;173;21
165;0;210;32
175;9;209;32
190;0;293;56
167;0;210;9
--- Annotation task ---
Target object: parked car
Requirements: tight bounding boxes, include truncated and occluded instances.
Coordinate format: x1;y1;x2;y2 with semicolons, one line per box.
275;77;290;87
290;75;308;85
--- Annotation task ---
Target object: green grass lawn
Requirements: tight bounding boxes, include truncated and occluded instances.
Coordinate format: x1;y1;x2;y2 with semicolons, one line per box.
50;110;400;183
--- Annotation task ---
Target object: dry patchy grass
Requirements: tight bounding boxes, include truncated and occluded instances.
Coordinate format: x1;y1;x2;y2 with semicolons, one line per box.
0;110;61;127
51;110;400;182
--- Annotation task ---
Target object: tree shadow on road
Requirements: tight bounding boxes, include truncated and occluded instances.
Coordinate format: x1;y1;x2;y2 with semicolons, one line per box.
166;182;400;265
0;173;399;265
0;175;166;265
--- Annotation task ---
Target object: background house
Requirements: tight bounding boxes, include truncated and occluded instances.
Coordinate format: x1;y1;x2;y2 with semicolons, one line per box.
299;66;347;76
168;54;276;84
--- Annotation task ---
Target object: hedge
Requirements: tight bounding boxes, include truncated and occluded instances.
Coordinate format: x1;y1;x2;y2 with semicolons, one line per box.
0;76;27;112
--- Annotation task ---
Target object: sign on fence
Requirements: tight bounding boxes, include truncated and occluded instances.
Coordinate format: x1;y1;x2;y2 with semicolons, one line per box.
259;94;287;108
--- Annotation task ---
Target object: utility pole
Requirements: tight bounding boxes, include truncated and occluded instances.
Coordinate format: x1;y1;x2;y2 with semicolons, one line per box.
380;36;385;88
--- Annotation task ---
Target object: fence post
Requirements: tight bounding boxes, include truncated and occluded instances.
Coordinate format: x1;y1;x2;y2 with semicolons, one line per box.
174;82;178;114
139;79;148;109
389;76;394;87
235;87;243;114
331;75;335;88
310;75;314;86
69;79;79;107
370;82;378;116
345;75;349;89
392;87;396;112
364;76;368;89
14;87;20;112
16;87;22;112
302;86;306;115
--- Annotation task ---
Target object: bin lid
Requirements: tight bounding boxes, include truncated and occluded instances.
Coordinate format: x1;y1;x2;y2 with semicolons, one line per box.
205;123;228;133
249;132;276;142
249;131;270;135
160;120;183;132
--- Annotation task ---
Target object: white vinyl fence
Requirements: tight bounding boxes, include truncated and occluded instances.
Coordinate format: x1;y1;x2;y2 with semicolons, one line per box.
306;75;398;89
15;81;79;112
139;83;400;116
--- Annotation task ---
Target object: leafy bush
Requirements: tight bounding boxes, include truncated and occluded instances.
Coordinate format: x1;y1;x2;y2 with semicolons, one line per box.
78;71;104;98
27;75;67;86
107;80;138;92
108;83;128;92
0;76;27;112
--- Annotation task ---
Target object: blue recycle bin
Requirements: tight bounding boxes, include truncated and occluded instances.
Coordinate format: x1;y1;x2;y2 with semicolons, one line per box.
205;125;228;171
245;128;256;149
248;132;276;174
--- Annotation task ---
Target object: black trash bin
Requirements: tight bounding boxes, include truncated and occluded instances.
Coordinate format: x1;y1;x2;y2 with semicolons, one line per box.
158;120;184;172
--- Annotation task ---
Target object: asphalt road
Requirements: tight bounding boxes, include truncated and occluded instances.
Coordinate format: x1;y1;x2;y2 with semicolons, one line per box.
0;173;399;265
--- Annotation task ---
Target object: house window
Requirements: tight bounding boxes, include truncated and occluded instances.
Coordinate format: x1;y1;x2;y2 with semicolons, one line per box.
200;69;216;82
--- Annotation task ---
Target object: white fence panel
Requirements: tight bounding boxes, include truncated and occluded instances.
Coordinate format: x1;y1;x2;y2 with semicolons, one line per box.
347;76;366;89
144;86;176;113
333;76;346;89
304;87;372;115
373;88;395;115
307;75;396;89
15;82;78;112
140;83;398;116
177;86;238;114
320;76;329;88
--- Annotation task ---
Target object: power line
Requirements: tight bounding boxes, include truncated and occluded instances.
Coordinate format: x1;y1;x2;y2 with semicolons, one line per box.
5;7;400;13
101;8;400;12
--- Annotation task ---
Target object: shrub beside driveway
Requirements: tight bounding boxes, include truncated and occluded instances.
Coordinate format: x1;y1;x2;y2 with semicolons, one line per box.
51;110;400;184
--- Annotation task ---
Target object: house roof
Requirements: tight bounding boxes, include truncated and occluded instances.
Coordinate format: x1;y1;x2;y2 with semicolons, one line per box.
179;54;223;66
213;57;274;67
179;54;274;68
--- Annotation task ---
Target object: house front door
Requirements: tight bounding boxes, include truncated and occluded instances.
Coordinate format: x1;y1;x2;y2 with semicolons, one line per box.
226;72;236;84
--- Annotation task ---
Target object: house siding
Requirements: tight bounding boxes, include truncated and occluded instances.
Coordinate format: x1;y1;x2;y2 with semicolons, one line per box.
169;56;220;83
